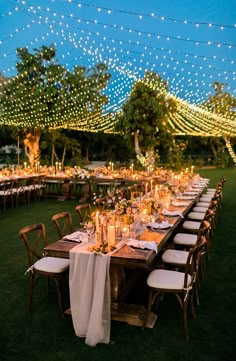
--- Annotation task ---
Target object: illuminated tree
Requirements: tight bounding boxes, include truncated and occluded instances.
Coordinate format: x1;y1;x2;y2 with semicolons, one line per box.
116;71;177;166
201;82;236;165
0;45;111;167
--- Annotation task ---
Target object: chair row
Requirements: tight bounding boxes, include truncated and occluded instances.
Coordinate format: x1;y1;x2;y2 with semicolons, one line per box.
0;176;47;212
143;176;226;340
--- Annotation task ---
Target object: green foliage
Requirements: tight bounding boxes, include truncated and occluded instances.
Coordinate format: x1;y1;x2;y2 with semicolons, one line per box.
115;71;176;153
0;45;111;130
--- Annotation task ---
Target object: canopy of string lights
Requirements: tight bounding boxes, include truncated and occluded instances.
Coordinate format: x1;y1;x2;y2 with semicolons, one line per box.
0;0;235;136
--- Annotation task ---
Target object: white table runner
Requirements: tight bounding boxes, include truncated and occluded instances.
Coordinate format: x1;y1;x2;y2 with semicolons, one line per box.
69;243;111;346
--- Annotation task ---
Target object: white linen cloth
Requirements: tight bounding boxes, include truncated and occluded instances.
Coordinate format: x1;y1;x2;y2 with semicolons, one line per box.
127;239;158;253
69;243;111;346
63;230;88;243
147;221;173;230
162;209;184;218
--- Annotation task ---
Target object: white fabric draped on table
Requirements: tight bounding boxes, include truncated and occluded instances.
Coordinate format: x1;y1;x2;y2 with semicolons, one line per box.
69;244;111;347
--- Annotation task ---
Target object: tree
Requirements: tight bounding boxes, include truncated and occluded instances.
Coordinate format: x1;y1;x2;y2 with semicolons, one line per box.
0;46;111;167
202;82;236;165
115;71;177;166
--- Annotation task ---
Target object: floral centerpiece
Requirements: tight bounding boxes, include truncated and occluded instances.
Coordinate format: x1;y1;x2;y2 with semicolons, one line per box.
74;167;90;179
115;198;132;215
87;242;116;254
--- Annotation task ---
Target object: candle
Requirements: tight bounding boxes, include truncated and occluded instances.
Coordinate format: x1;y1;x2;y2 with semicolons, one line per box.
145;183;148;197
107;225;116;246
150;179;153;192
155;185;158;199
191;165;194;174
95;211;99;231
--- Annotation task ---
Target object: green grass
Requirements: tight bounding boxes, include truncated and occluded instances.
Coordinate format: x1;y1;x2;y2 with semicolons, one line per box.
1;168;236;361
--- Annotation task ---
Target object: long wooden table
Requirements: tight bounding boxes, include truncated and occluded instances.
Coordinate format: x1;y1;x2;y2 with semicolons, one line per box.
44;196;199;327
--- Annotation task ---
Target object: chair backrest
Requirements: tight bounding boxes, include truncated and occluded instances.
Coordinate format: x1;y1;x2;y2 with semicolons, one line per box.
95;197;108;211
184;237;207;288
75;203;92;224
52;211;74;238
19;223;47;267
198;220;210;236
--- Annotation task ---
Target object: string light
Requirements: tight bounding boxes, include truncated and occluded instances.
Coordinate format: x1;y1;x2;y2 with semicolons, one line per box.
0;0;235;137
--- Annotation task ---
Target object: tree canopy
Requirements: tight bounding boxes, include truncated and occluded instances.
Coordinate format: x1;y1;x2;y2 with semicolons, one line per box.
115;71;177;156
0;45;111;131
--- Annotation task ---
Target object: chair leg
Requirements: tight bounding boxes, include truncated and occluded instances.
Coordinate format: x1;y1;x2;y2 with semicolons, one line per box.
54;276;64;319
190;290;196;319
142;288;154;329
183;299;190;341
28;274;34;311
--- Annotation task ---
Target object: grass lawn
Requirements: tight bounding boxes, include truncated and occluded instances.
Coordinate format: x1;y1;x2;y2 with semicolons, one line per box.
1;168;235;361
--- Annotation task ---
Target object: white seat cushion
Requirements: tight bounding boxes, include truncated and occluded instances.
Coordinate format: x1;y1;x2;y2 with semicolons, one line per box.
147;269;191;290
200;196;212;202
34;257;70;273
182;220;201;230
192;206;207;213
162;249;189;265
196;201;210;207
173;233;197;246
187;212;205;220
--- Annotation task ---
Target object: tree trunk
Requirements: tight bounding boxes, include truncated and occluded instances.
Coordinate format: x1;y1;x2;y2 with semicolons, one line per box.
23;131;41;168
145;148;155;167
134;130;141;156
62;145;66;167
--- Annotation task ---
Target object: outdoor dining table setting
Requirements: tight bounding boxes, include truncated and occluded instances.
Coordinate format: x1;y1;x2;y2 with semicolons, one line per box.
43;174;207;346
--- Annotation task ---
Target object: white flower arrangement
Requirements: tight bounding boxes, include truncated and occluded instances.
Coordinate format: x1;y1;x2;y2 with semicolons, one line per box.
115;198;132;215
75;167;90;179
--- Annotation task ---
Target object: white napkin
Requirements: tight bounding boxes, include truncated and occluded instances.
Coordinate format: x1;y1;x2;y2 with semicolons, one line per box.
183;191;198;195
162;209;184;218
63;230;88;243
147;221;173;230
177;195;195;200
127;239;158;253
172;200;189;207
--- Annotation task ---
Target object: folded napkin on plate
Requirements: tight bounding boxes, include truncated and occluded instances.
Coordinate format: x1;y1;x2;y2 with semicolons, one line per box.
127;239;158;253
191;187;203;191
177;195;195;200
183;191;198;195
162;209;184;218
147;221;173;230
172;200;189;207
63;230;87;243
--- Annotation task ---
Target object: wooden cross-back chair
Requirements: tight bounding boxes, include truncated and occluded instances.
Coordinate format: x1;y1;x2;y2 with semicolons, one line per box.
19;223;70;318
0;180;14;212
75;203;92;224
52;211;74;239
143;237;207;340
94;197;108;212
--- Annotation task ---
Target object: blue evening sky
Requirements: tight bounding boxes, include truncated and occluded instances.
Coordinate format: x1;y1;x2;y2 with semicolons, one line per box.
0;0;235;112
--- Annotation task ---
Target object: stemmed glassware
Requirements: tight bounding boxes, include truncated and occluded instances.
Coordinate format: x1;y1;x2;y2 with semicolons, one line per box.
85;222;95;243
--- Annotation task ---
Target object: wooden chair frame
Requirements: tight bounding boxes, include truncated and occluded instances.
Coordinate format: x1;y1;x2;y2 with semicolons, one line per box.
143;238;207;340
19;223;69;318
75;203;92;224
52;212;74;239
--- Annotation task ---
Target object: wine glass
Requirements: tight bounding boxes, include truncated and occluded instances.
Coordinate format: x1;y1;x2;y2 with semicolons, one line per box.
85;222;95;243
